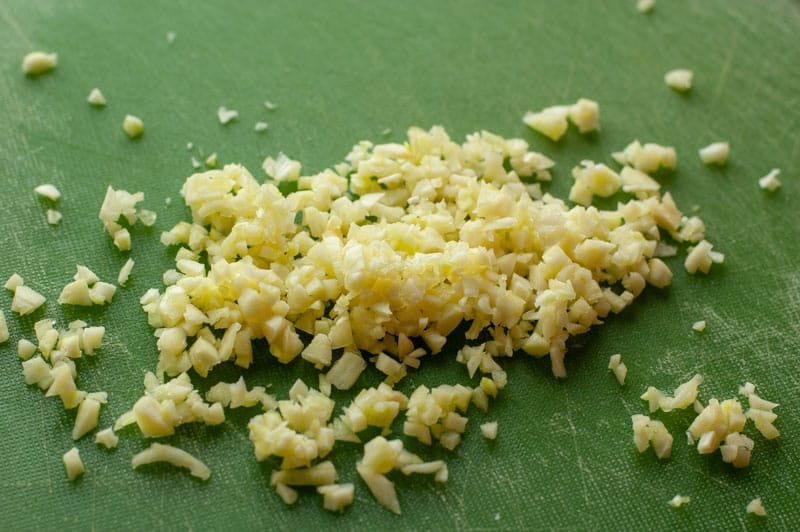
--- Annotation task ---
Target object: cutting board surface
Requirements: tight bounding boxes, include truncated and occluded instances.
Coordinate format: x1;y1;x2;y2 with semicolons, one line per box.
1;1;798;530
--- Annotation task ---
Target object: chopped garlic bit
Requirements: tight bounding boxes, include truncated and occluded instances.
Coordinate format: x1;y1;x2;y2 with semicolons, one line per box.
317;483;354;512
631;414;673;459
746;497;766;517
205;152;218;168
668;495;690;508
637;0;655;13
22;51;58;75
608;354;627;385
264;100;278;110
254;121;269;132
665;69;693;92
480;421;498;440
72;392;108;440
758;168;781;192
123;114;144;138
692;320;706;332
63;447;84;481
569;160;621;205
0;310;8;343
687;398;747;457
523;98;599;141
95;428;119;449
58;265;117;306
11;285;46;315
115;372;224;437
166;31;177;44
18;338;37;359
641;374;703;413
118;258;135;286
98;186;151;250
741;384;780;440
685;240;724;274
262;152;302;182
5;273;24;292
206;376;275;410
87;88;106;106
217;106;239;125
46;209;62;225
613;140;677;173
34;184;61;201
698;142;729;165
132;443;210;480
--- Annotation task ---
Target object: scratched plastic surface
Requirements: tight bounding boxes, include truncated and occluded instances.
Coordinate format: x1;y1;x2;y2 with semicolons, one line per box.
1;1;798;530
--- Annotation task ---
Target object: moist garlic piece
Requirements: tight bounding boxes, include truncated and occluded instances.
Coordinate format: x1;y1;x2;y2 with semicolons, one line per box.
58;265;117;306
11;285;46;315
684;240;724;274
608;354;627;385
719;432;754;468
326;350;367;390
567;98;600;134
668;495;690;508
698;142;729;165
118;258;134;286
687;398;746;455
34;184;61;201
206;376;275;410
98;186;147;249
262;152;302;182
637;0;655;13
18;338;37;359
122;115;144;138
758;168;781;191
95;428;119;449
0;310;8;343
5;273;24;292
631;414;672;459
22;51;58;74
523;106;569;141
87;88;106;106
217;106;238;125
46;209;62;225
264;100;278;110
62;447;84;480
480;421;498;440
72;392;108;440
338;383;408;437
746;497;766;517
317;483;354;512
132;443;211;480
569;160;622;205
641;374;703;413
742;384;780;440
665;69;693;92
692;320;706;332
613;140;677;173
115;372;224;437
254;121;269;132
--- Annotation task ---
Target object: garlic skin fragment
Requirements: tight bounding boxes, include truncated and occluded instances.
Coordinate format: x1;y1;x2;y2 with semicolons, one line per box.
131;443;211;481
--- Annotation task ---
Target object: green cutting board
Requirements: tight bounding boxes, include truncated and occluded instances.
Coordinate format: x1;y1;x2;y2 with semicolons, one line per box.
1;1;798;530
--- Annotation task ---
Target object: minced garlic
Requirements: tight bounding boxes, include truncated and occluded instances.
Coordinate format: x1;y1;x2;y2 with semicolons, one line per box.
95;428;119;449
480;421;498;440
11;285;46;315
87;88;106;106
118;258;134;286
22;51;58;75
746;497;766;516
34;184;61;201
668;495;690;508
698;142;729;165
63;447;84;480
0;310;8;343
692;320;706;332
758;169;781;192
217;106;238;125
608;354;627;385
123;115;144;138
665;69;693;92
132;443;210;480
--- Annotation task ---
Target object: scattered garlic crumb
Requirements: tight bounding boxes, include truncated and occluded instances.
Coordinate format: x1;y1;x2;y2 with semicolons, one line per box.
46;209;62;225
262;152;302;182
632;414;673;459
0;310;8;343
18;338;37;359
63;447;84;480
186;142;193;150
665;69;693;92
746;497;766;517
166;31;177;44
87;88;106;106
692;320;706;332
637;0;655;13
685;240;724;274
254;121;269;132
35;184;61;201
523;106;569;141
698;142;729;165
11;285;46;315
608;354;628;385
95;428;119;448
205;152;218;168
668;495;690;508
191;157;202;169
641;374;703;413
118;258;135;286
758;169;781;192
22;51;58;75
263;100;278;110
5;273;24;292
480;421;498;440
132;443;211;480
317;483;354;512
72;392;107;440
217;106;238;125
123;115;144;138
381;128;392;136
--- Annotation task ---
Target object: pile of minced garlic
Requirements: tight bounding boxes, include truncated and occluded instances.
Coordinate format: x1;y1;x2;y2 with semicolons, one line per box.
11;119;756;515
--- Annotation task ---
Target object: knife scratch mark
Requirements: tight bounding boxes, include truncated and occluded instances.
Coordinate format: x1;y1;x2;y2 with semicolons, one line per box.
711;41;737;106
566;414;590;504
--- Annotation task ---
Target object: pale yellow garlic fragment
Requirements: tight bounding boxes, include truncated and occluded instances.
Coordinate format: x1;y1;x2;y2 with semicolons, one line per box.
692;320;706;332
22;51;57;74
11;285;46;315
123;114;144;138
72;392;107;440
0;310;8;343
637;0;655;13
5;273;24;292
608;354;627;385
34;184;61;201
132;443;211;480
480;421;498;440
87;88;106;106
698;142;729;165
95;428;119;449
523;106;569;141
317;483;354;512
63;447;84;481
665;69;693;92
118;258;134;286
746;498;766;517
631;414;672;459
18;338;37;359
668;495;690;508
758;169;781;192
